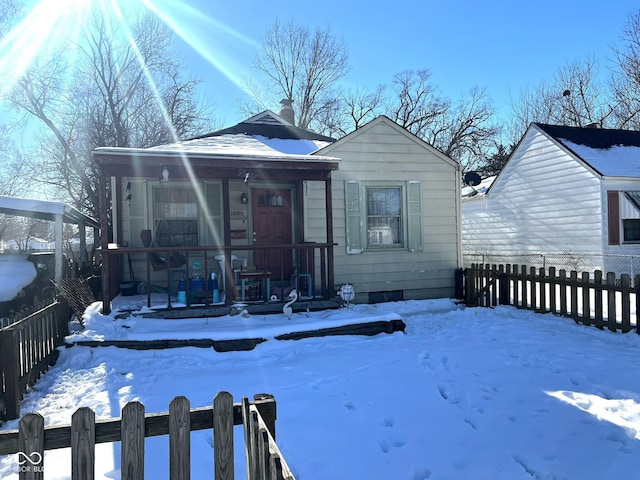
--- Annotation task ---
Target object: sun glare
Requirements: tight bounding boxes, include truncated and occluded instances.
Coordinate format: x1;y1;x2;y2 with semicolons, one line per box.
137;0;258;93
0;0;93;98
546;389;640;440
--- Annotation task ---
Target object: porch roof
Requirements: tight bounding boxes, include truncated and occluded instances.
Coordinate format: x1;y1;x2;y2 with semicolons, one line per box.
93;146;340;177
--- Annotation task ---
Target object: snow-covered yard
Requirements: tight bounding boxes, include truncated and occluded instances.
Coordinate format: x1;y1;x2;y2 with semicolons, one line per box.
2;297;640;479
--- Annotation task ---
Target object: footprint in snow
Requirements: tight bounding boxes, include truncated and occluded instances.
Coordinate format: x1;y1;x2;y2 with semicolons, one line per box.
343;401;356;411
412;466;432;479
381;416;394;427
377;437;405;453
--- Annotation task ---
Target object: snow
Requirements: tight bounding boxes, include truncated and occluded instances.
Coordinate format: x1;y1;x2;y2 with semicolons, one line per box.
2;296;640;479
148;133;331;158
560;140;640;178
0;254;36;302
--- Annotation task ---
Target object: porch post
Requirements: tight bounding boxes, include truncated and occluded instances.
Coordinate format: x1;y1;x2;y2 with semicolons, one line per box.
222;179;234;304
98;168;111;314
325;174;335;297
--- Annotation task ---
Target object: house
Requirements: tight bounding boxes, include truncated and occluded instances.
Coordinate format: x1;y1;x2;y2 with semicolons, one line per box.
462;123;640;275
93;109;462;312
311;116;462;302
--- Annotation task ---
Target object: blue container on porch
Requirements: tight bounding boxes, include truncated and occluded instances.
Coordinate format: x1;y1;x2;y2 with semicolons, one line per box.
177;278;186;304
190;278;205;302
209;273;219;303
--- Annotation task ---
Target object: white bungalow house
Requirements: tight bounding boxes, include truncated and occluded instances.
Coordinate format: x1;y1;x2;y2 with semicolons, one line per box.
462;123;640;276
93;109;462;311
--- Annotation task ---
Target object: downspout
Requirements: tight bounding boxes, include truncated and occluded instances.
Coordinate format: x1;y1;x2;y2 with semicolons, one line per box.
455;164;463;269
98;166;111;314
325;173;334;297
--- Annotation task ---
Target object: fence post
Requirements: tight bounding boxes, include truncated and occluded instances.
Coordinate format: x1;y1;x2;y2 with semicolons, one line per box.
1;328;20;420
169;396;191;480
466;266;476;306
636;283;640;335
214;391;234;480
18;413;44;480
71;407;95;480
253;393;277;440
121;401;145;480
499;270;509;305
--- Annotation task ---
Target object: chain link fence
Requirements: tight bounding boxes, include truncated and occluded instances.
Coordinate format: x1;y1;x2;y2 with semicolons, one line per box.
463;252;640;282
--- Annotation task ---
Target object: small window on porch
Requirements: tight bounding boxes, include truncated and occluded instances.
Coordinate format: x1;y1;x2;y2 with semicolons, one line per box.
153;186;199;246
259;193;283;206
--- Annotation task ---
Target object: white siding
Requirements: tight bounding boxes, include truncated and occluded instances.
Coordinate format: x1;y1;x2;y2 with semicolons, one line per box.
462;128;602;264
308;117;461;301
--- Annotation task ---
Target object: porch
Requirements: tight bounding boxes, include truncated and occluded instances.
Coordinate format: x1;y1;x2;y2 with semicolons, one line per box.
99;242;336;315
93;129;340;315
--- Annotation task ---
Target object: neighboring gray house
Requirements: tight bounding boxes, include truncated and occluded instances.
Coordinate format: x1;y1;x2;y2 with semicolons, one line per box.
462;123;640;275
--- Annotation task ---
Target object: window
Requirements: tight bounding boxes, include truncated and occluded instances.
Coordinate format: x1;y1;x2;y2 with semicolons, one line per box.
366;187;403;248
623;219;640;242
345;180;422;254
153;186;199;246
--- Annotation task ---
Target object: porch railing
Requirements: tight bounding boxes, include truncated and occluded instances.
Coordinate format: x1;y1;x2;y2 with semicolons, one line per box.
99;243;335;313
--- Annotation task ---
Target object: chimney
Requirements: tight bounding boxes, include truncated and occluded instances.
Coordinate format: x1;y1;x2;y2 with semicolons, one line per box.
279;98;295;125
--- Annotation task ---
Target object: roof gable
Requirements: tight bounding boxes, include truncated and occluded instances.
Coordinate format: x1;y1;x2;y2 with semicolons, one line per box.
315;115;460;169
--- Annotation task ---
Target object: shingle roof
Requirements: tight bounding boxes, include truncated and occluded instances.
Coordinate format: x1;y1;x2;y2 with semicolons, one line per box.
536;123;640;149
535;123;640;177
189;110;335;143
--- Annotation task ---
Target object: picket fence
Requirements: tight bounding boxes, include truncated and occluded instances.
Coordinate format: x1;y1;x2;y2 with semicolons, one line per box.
465;263;640;333
0;299;70;421
0;392;295;480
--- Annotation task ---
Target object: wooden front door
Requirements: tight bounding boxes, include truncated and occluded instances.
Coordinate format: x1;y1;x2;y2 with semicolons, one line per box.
252;188;293;280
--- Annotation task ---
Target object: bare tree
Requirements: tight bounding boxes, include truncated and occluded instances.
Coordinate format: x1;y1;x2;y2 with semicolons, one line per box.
507;55;615;147
431;87;500;172
5;11;213;218
385;71;499;171
313;85;384;138
612;10;640;129
251;19;349;130
386;70;450;138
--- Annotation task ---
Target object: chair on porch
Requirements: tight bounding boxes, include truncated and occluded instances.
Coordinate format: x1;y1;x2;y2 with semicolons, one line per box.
294;242;315;299
238;266;271;302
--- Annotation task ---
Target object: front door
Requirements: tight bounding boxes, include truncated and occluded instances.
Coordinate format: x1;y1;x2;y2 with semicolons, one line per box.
252;188;293;280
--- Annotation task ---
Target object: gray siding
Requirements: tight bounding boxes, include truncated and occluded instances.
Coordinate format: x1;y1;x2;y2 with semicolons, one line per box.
308;117;461;301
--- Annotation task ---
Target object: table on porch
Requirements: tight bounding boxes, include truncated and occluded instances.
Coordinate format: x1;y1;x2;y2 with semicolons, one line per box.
238;269;271;302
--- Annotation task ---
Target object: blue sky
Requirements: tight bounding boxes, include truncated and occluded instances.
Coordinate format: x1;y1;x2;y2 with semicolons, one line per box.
167;0;636;126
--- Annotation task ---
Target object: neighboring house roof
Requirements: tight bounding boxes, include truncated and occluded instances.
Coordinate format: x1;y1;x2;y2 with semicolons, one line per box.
461;175;496;198
0;195;99;228
536;123;640;178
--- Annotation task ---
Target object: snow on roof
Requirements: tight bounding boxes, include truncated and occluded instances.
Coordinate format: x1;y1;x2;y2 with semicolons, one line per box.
148;133;331;157
461;175;496;198
559;141;640;178
535;123;640;178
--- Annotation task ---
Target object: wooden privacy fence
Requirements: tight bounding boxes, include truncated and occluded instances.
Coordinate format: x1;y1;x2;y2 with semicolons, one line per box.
465;263;640;333
0;299;70;421
0;392;295;480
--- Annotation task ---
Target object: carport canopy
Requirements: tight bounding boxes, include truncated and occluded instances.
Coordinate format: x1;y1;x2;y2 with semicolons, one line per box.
0;195;99;280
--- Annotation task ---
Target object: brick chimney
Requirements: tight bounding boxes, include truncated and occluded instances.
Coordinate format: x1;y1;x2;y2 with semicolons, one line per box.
279;98;295;125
